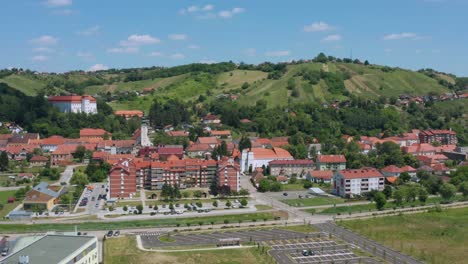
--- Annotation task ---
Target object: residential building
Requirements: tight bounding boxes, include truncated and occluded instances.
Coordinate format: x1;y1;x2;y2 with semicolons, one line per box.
269;159;315;177
41;135;65;152
216;159;240;192
306;170;333;184
0;234;98;264
380;165;403;177
202;114;221;124
333;169;385;198
114;110;144;119
157;146;184;160
97;140;136;154
108;159;137;199
186;143;213;158
80;128;111;140
419;129;458;145
196;137;218;148
48;95;98;114
210;130;232;138
167;130;189;137
29;156;48;167
240;147;293;172
23;182;64;211
50;145;76;166
402;143;436;156
316;155;347;171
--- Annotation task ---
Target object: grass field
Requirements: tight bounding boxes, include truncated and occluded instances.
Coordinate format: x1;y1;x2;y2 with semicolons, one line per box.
0;190;20;218
340;207;468;264
0;74;46;96
104;236;270;264
309;195;464;215
282;196;345;207
0;212;282;233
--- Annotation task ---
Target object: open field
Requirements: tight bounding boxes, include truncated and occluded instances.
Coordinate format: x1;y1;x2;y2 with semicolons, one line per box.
340;207;468;264
0;190;20;218
282;196;345;207
104;236;270;264
310;195;465;215
0;212;282;233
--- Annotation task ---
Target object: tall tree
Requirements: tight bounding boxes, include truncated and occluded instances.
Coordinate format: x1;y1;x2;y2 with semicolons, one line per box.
0;151;9;171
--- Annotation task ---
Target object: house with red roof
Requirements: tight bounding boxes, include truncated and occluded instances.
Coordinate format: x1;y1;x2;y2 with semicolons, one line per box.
380;165;403;177
186;143;214;158
196;137;218;148
167;130;189;137
48;95;97;114
50;145;76;165
41;135;65;152
80;128;111;140
202;114;221;124
29;156;48;167
306;170;333;184
316;155;347;171
402;143;436;156
210;130;232;139
334;168;385;197
240;147;293;172
114;110;144;119
157;146;184;160
432;163;451;176
269;159;314;177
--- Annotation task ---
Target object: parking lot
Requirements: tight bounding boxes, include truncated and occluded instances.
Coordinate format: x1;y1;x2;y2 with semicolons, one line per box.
269;239;380;264
140;229;321;248
76;183;107;214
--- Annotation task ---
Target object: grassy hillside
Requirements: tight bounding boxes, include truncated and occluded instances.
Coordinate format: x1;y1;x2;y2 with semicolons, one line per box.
0;61;454;111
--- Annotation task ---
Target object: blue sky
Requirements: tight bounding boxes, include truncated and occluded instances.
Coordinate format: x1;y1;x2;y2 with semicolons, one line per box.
1;0;467;75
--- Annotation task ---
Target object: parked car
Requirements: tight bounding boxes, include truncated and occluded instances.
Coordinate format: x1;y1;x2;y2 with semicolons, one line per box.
283;192;288;196
114;231;120;236
107;230;113;237
1;247;9;256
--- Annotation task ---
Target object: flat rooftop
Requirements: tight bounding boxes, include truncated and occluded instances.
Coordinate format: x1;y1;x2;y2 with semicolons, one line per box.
1;235;95;264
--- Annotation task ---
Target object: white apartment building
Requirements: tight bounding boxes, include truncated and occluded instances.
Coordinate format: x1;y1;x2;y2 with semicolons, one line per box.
333;169;384;198
48;95;98;114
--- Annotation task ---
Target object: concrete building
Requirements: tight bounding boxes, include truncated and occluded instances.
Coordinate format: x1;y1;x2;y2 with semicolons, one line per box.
333;169;385;198
240;147;293;172
0;234;98;264
48;95;97;114
419;129;457;145
108;159;137;199
316;155;347;171
306;170;333;184
269;159;314;177
79;128;111;140
216;159;240;192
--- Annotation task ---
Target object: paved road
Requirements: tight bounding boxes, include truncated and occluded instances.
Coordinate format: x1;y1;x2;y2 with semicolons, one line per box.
315;222;422;264
55;165;81;186
0;186;22;191
240;174;332;224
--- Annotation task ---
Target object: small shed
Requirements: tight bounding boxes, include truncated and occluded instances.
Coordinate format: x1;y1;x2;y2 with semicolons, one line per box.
308;187;327;196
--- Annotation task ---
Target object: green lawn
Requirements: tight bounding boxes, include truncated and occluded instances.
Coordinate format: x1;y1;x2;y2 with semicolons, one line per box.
282;197;345;207
0;212;282;233
309;195;464;215
281;183;307;191
0;190;21;218
340;207;468;264
104;236;271;264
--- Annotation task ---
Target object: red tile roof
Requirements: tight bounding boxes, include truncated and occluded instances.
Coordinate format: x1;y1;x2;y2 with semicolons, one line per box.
48;95;96;102
167;130;189;137
381;165;402;173
157;147;184;155
80;128;111;137
30;156;48;162
42;135;65;145
317;155;346;163
269;159;314;166
338;168;383;179
186;143;213;152
114;110;144;118
197;137;218;144
308;170;333;180
210;130;231;136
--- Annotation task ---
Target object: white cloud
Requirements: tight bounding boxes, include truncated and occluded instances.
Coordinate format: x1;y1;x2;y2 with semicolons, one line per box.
31;35;58;46
149;51;163;57
77;52;93;59
188;45;200;49
202;4;214;11
245;48;256;57
78;26;100;36
32;55;49;62
33;47;54;53
120;34;160;46
170;53;185;60
304;22;334;32
200;59;216;64
322;34;342;42
180;4;214;14
218;7;245;18
169;34;188;41
383;32;418;40
88;64;108;72
107;47;139;54
265;50;291;57
44;0;72;7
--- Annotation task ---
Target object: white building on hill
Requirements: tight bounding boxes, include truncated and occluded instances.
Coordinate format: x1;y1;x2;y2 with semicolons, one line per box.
48;95;97;114
240;147;293;172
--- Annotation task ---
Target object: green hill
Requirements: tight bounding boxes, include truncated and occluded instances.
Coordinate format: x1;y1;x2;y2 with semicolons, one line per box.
0;60;459;112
